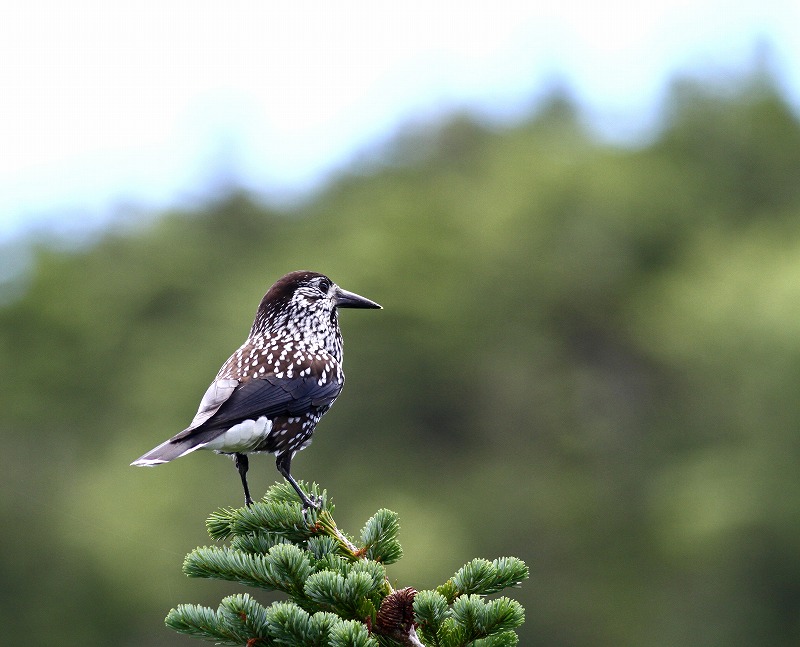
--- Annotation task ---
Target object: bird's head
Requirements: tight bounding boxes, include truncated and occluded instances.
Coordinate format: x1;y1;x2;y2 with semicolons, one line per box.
251;271;381;340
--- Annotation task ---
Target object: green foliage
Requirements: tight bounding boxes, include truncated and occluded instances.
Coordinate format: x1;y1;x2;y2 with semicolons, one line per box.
413;590;450;634
166;483;528;646
360;509;403;564
416;594;524;647
206;481;329;542
438;558;529;601
166;594;272;645
183;543;314;595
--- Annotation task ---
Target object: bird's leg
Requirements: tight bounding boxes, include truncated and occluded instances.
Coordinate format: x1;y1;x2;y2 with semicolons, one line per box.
276;452;320;510
234;452;254;507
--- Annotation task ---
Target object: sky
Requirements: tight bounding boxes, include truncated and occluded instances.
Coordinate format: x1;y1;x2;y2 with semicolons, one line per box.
2;1;799;241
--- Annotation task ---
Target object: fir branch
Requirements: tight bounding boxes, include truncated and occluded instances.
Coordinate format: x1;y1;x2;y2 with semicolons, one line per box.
318;508;398;600
437;557;529;603
219;500;316;543
304;569;380;620
480;558;529;594
440;595;524;646
306;535;341;562
472;632;519;647
206;507;240;541
231;531;289;555
166;603;240;644
183;543;313;596
218;594;273;644
165;595;273;646
481;597;526;635
264;601;336;646
316;509;362;558
412;590;449;645
328;619;379;647
206;481;329;542
164;482;529;647
360;509;403;565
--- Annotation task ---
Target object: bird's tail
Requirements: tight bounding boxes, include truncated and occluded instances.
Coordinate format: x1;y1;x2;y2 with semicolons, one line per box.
130;436;204;466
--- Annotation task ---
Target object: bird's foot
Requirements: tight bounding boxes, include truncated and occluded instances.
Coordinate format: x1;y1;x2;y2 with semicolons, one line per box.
300;492;322;511
299;493;322;525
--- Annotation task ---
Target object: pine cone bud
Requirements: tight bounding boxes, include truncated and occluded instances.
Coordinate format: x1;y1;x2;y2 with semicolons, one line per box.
375;587;418;644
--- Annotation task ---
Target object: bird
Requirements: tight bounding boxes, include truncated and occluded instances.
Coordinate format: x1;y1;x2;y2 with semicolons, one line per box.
131;270;381;509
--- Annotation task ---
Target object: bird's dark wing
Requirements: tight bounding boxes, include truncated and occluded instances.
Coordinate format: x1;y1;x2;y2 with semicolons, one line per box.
171;353;343;439
202;372;342;431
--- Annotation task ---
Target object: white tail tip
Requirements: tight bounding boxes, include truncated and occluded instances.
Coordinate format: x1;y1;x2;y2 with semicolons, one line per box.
130;458;168;467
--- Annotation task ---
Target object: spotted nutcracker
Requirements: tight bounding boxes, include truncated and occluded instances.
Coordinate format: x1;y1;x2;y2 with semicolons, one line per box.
131;270;381;508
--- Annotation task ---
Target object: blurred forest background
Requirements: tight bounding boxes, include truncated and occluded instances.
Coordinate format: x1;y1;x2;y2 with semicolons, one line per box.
3;70;800;647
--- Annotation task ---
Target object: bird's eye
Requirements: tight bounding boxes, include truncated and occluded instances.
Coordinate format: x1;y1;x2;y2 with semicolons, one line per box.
317;279;331;294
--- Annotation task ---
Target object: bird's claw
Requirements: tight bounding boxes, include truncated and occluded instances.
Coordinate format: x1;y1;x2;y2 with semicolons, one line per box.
300;494;323;524
302;493;322;510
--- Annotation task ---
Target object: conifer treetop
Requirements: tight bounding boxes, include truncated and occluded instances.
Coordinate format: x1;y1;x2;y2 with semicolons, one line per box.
165;482;528;647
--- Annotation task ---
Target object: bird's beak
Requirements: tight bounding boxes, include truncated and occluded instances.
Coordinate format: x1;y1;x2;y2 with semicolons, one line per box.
335;287;382;309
